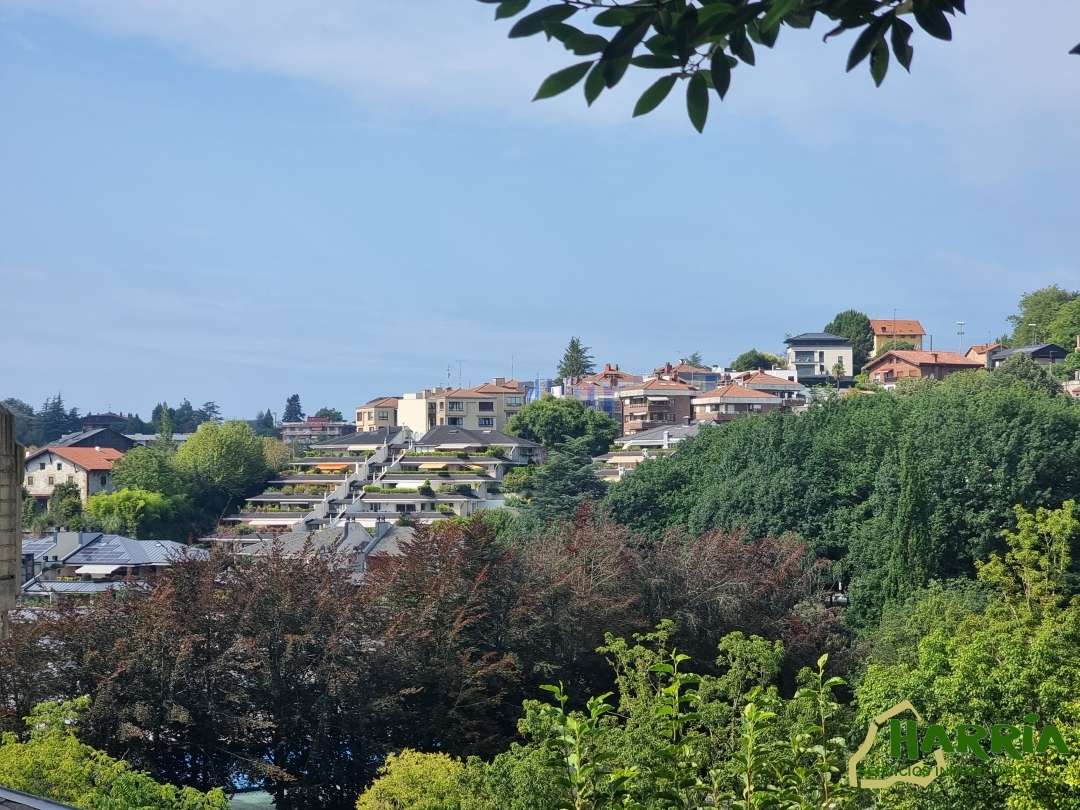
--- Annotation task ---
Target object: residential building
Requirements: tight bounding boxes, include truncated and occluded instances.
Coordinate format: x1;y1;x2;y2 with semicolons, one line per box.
595;423;699;482
53;427;135;452
355;396;399;432
986;343;1070;369
652;360;725;391
346;426;541;526
552;363;641;421
21;533;206;603
397;379;527;435
124;432;195;447
863;350;983;387
965;342;1004;365
279;416;356;447
1;404;20;639
731;369;808;406
869;319;926;356
21;531;101;582
692;384;783;423
616;378;698;435
23;445;123;504
81;412;127;431
783;333;854;385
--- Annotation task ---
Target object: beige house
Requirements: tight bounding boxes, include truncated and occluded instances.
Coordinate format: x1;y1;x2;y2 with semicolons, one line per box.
692;384;782;423
397;378;526;435
870;319;926;356
355;396;399;432
23;445;122;503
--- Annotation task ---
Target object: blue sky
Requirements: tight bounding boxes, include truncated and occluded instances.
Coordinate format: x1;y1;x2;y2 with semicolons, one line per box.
2;1;1078;419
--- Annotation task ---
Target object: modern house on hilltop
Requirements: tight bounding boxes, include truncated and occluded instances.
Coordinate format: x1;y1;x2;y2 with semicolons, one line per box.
783;333;854;386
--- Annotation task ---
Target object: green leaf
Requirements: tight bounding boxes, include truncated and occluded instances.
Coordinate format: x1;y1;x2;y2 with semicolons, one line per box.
495;0;529;20
602;55;632;88
760;0;800;32
602;16;653;61
1070;42;1080;55
633;75;678;117
912;0;952;41
890;17;914;71
631;54;683;69
730;27;755;65
533;61;593;100
870;38;889;86
545;22;608;54
846;14;891;72
583;61;606;105
686;72;709;132
710;48;732;99
508;5;576;38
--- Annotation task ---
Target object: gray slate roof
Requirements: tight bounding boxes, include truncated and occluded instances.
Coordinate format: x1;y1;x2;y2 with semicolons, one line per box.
989;343;1069;361
310;426;405;449
784;332;852;346
616;423;700;448
0;786;80;809
22;579;149;595
21;532;103;561
416;426;539;449
63;535;207;566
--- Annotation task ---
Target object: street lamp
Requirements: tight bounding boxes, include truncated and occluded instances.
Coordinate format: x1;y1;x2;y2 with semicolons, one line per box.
956;321;965;353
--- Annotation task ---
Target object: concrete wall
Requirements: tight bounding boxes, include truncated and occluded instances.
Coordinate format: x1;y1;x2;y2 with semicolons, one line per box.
1;405;22;638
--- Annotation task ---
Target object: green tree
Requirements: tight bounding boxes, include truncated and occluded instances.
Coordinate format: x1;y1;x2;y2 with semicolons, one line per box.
283;394;304;422
2;398;38;446
556;337;595;379
314;406;345;421
731;349;783;372
1008;284;1078;345
84;488;186;540
174;421;270;509
36;394;79;444
112;445;190;496
1048;297;1080;350
685;351;705;367
253;409;278;437
199;400;222;423
507;395;618;455
45;480;83;530
356;750;479;810
0;697;228;810
991;353;1063;397
482;1;1048;131
525;437;606;522
824;309;872;371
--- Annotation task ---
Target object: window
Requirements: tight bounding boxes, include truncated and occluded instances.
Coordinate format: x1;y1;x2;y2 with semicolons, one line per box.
38;462;45;471
478;401;495;412
506;396;523;406
100;475;108;486
47;476;55;485
818;351;825;362
478;417;494;427
67;475;74;483
448;417;464;426
27;475;33;485
56;462;63;471
448;401;464;412
377;410;389;420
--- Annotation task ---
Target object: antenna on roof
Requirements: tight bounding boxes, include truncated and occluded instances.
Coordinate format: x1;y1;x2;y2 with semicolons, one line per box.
956;321;965;353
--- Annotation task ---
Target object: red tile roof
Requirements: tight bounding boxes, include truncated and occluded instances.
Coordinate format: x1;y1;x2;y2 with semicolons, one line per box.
966;342;1002;356
618;378;698;396
870;319;926;336
734;370;803;389
693;383;780;401
362;397;399;408
864;350;982;370
30;446;124;471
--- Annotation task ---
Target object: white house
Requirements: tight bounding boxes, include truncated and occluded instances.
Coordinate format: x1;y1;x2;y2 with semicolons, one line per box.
23;445;123;503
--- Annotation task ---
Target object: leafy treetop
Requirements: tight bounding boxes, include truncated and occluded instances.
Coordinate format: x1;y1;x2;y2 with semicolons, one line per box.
557;336;596;379
478;1;1078;132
